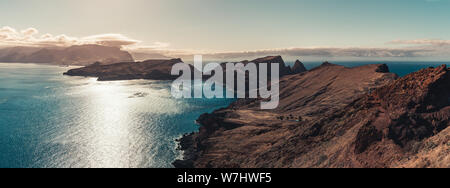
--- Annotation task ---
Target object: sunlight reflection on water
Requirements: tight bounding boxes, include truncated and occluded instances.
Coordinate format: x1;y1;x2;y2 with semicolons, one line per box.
50;79;186;167
0;63;233;168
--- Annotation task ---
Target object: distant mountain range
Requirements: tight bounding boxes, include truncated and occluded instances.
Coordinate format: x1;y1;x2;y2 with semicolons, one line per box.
0;44;134;65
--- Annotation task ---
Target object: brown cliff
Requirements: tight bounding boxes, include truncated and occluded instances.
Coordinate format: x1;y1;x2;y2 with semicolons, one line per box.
219;56;297;77
250;56;293;76
175;63;449;168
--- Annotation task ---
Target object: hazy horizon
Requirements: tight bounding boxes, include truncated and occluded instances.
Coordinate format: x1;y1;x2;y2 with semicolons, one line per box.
2;0;450;61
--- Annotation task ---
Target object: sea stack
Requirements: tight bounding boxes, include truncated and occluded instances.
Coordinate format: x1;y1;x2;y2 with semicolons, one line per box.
291;60;307;74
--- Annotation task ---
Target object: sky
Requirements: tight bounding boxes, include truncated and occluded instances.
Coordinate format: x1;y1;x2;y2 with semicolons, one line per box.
1;0;450;61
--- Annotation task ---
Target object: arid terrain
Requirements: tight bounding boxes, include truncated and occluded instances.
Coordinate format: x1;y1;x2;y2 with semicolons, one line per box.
174;59;449;168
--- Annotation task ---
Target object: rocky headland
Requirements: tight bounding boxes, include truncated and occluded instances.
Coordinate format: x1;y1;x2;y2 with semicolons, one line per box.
174;61;449;168
221;56;306;77
63;55;305;81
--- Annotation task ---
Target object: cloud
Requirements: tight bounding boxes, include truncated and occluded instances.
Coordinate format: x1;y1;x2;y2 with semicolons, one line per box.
126;38;448;61
388;39;450;46
185;39;450;61
130;46;426;61
127;41;171;51
2;26;450;61
21;28;39;36
82;34;140;47
124;43;443;62
185;47;429;61
0;26;141;48
385;39;450;59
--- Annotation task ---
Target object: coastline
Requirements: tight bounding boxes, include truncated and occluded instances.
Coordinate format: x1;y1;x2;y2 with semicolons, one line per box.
173;63;450;168
2;60;448;168
173;103;241;168
173;63;393;168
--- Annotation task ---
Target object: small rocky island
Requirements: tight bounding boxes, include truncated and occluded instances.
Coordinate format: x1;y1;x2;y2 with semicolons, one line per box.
64;58;187;81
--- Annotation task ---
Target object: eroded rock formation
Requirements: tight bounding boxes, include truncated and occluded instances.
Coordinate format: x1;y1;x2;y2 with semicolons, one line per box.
291;60;307;74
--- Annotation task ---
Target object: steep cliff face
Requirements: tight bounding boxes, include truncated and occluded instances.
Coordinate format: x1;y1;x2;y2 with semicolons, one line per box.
249;56;293;76
220;56;296;77
175;63;449;168
347;65;450;167
359;65;450;147
0;45;133;65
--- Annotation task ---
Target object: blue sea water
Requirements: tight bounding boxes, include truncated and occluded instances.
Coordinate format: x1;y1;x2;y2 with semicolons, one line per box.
0;63;233;168
0;61;448;168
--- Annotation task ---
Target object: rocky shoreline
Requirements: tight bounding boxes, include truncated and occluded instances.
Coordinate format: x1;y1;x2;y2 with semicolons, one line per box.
174;62;449;168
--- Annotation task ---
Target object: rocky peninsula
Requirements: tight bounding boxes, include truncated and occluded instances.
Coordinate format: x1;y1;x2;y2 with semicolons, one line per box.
63;55;305;81
174;61;449;168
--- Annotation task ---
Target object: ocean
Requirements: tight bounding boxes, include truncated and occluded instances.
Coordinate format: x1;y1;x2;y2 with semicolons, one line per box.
0;61;448;168
0;63;233;168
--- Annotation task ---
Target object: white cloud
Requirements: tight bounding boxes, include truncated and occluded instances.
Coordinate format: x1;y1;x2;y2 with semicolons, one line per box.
0;26;17;34
21;28;39;36
127;41;171;51
2;26;450;60
388;39;450;46
82;34;140;47
187;47;428;61
126;46;431;62
0;26;142;48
